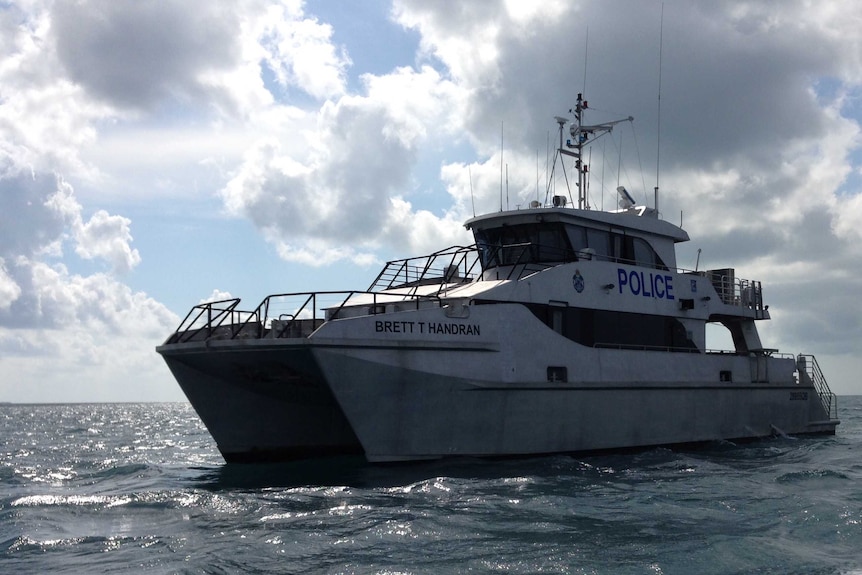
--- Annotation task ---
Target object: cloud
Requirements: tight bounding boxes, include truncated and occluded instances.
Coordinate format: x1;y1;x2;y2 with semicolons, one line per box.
0;7;111;179
74;210;141;274
0;170;141;274
51;1;240;111
255;1;351;100
49;0;350;117
0;165;176;400
219;64;470;264
0;258;22;311
0;262;180;402
200;289;234;304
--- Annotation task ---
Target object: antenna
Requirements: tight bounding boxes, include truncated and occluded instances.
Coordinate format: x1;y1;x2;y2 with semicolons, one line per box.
545;131;550;205
582;27;589;95
505;163;509;210
550;94;632;210
500;121;504;211
655;2;664;215
600;137;607;211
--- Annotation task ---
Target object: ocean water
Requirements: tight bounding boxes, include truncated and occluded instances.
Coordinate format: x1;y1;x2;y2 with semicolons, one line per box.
2;400;861;575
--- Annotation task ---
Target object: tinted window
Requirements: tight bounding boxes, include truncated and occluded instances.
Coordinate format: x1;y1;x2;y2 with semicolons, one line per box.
586;228;610;258
475;223;574;269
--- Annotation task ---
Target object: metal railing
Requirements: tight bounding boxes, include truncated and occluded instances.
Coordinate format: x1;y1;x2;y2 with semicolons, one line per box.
704;270;766;316
164;291;443;344
368;245;482;293
164;298;260;344
797;354;838;420
594;342;701;353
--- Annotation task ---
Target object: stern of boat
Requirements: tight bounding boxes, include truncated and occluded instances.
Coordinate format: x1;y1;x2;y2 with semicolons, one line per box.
796;354;839;434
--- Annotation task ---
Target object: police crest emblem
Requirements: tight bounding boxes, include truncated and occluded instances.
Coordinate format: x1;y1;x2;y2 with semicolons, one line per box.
572;270;585;293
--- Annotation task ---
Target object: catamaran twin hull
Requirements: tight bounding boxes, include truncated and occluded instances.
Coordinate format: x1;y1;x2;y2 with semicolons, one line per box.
158;93;839;464
158;302;837;464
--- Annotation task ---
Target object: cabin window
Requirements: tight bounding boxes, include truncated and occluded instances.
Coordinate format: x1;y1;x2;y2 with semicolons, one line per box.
478;300;700;352
549;301;567;334
475;223;574;269
475;222;666;270
567;226;588;252
586;228;610;258
609;234;666;269
632;238;663;268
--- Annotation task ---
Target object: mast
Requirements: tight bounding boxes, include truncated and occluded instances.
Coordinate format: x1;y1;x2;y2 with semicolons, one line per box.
555;93;633;210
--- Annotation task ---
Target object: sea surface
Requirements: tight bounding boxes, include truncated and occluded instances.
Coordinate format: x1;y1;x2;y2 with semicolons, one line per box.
2;399;862;575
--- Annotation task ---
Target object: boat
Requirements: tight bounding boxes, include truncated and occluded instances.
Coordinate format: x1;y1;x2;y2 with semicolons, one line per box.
156;94;839;464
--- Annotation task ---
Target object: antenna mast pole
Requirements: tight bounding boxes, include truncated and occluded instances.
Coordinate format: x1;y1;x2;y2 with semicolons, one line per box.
555;94;632;210
574;94;588;209
655;2;664;215
500;122;504;211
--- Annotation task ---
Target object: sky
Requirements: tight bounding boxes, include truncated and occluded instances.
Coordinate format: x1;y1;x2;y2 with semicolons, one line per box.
1;0;861;402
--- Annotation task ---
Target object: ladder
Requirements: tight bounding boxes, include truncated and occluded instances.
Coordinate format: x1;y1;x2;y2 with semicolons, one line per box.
797;354;838;420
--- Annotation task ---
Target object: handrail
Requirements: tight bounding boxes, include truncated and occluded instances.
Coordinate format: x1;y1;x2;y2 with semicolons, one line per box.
165;298;257;344
368;245;481;292
594;342;701;353
165;290;444;343
797;354;838;420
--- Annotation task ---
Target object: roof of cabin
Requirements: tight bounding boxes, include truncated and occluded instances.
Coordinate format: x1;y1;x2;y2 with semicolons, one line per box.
465;206;690;243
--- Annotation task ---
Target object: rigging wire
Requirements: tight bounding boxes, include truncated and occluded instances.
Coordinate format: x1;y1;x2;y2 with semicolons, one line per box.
600;136;607;211
629;121;648;204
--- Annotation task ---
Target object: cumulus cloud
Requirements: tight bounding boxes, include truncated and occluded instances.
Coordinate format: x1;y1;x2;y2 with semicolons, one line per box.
0;173;144;327
833;191;862;241
219;64;469;264
74;210;141;273
49;0;350;117
0;6;110;179
0;258;22;311
0;171;141;275
0;261;180;402
0;164;175;400
51;2;239;110
255;1;351;100
200;289;234;304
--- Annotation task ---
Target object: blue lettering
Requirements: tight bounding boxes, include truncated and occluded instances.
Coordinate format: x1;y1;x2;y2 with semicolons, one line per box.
617;269;628;294
616;268;676;301
641;271;652;297
629;271;641;295
655;274;665;298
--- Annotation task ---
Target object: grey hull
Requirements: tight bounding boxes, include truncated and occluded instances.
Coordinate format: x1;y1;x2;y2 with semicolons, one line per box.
316;347;836;462
159;341;361;462
159;336;836;464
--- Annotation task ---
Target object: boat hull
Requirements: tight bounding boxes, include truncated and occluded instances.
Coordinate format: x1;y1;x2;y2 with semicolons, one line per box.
315;346;836;462
158;341;362;462
158;333;837;463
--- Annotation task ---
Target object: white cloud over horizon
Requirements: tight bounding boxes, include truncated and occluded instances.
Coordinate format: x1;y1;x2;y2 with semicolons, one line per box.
1;0;861;401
